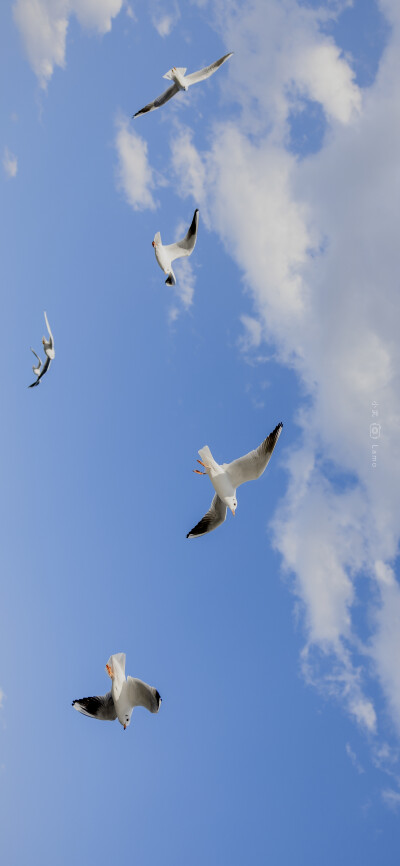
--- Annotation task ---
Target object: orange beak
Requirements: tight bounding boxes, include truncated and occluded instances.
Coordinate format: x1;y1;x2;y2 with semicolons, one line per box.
230;507;235;516
152;240;155;247
123;724;126;730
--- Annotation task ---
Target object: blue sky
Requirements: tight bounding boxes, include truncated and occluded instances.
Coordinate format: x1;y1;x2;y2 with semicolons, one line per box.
1;0;400;863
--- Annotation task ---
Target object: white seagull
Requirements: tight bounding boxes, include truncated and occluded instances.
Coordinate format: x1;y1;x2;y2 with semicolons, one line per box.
187;423;283;538
72;653;162;731
153;209;199;286
30;348;42;378
133;52;233;118
28;311;55;388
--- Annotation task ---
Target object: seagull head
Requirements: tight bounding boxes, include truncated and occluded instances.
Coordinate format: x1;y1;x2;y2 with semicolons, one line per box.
226;495;237;516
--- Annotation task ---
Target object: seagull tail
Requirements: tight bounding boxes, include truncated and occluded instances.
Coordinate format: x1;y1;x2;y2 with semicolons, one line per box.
163;67;186;81
198;445;219;472
165;271;176;286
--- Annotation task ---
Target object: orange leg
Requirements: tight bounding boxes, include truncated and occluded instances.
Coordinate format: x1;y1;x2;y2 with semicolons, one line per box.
106;664;114;679
193;469;206;475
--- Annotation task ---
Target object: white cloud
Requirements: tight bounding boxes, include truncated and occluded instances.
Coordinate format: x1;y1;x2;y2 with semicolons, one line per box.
239;315;262;351
382;788;400;811
172;256;195;310
13;0;123;87
3;148;18;178
151;1;180;37
114;118;158;211
0;689;4;709
170;0;400;739
370;564;400;737
346;742;365;774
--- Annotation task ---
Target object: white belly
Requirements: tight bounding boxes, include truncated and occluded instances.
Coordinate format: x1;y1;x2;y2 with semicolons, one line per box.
114;681;133;728
209;468;236;503
155;245;171;274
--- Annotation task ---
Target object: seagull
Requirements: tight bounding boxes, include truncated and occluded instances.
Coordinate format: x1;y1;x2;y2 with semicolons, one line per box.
28;311;55;388
72;653;162;731
133;52;233;118
187;423;283;538
153;209;199;286
30;348;42;377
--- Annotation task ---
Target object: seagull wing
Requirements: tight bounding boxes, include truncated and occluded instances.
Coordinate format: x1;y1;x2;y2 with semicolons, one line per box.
28;355;51;388
30;348;42;368
186;493;227;539
44;311;53;342
133;83;179;117
72;691;117;721
226;423;283;488
185;52;233;86
126;677;162;713
164;209;199;263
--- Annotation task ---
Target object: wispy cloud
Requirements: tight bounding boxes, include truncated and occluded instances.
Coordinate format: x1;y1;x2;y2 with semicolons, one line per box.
3;148;18;178
114;118;158;211
170;0;400;741
151;0;180;37
13;0;124;88
382;788;400;811
346;742;365;774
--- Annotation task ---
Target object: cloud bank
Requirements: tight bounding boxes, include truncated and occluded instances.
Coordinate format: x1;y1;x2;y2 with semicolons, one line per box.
171;0;400;746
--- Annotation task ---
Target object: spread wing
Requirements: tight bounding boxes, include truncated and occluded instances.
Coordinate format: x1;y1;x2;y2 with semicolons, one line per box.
30;348;42;368
28;355;51;388
72;692;117;721
133;83;179;117
164;209;199;263
44;311;53;343
126;678;162;713
186;493;227;539
185;53;233;86
227;423;283;488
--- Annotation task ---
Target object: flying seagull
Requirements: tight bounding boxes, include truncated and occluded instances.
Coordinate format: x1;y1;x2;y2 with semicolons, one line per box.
133;52;233;118
187;423;283;538
153;209;199;286
28;311;55;388
72;653;162;731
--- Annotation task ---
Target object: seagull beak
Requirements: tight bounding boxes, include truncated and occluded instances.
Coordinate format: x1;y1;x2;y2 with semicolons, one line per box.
230;507;236;516
152;241;155;247
123;724;127;730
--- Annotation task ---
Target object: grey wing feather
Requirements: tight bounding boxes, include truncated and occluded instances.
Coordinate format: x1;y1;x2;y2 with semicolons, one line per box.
72;691;117;721
164;209;199;262
185;53;233;85
186;493;227;538
127;678;162;713
133;83;179;117
227;423;283;488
